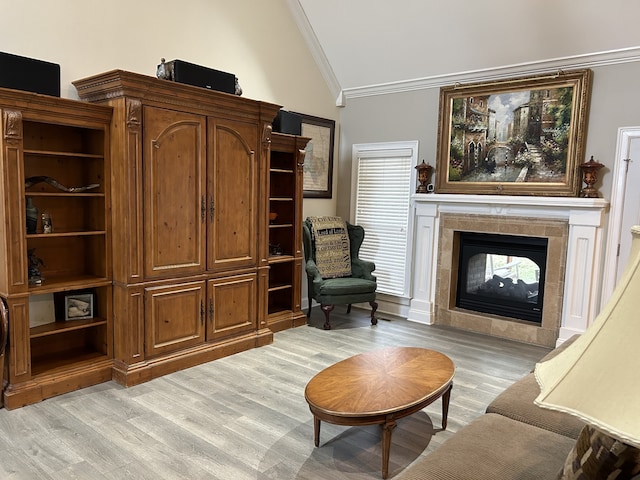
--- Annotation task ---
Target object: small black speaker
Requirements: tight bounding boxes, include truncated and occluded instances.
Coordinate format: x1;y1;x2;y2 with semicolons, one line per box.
273;110;302;135
0;51;60;97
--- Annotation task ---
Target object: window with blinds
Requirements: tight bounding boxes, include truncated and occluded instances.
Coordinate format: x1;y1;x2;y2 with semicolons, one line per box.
351;141;418;297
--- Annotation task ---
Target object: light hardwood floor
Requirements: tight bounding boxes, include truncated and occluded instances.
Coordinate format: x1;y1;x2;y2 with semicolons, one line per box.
0;309;551;479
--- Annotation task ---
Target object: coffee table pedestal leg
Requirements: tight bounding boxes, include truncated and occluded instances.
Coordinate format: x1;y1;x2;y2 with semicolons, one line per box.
381;417;397;479
313;416;321;447
441;383;453;429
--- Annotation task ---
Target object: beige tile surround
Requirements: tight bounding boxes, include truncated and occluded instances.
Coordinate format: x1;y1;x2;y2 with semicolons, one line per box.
435;213;568;347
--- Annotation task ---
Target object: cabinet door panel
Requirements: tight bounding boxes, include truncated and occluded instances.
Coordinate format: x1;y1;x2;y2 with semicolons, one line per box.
143;106;206;278
208;119;258;271
207;274;256;341
145;281;205;357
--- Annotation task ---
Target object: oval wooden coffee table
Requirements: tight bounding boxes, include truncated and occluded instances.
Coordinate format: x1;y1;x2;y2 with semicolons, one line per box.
304;346;454;479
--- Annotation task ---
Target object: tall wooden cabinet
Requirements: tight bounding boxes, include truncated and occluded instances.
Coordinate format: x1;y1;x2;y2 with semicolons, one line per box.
73;71;281;386
267;133;309;332
0;87;113;409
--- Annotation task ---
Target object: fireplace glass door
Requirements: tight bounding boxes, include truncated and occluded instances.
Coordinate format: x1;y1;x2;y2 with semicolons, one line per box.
456;232;548;323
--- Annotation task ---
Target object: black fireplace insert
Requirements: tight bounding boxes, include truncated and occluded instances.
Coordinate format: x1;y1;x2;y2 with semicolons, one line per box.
455;232;548;323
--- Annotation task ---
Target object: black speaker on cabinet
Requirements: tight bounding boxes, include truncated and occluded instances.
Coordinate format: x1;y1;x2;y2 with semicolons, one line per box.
157;59;236;94
0;51;60;97
273;110;302;135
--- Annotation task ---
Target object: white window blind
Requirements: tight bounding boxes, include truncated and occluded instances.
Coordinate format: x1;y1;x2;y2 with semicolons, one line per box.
352;142;418;297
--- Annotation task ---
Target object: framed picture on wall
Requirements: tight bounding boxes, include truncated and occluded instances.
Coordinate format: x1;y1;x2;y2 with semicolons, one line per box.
435;69;592;196
294;113;335;198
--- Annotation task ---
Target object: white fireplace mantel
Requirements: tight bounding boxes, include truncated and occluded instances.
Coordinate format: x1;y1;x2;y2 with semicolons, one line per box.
409;194;609;345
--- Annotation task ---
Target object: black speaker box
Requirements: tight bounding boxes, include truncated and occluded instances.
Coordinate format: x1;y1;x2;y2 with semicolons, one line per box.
0;51;60;97
273;110;302;135
160;59;236;94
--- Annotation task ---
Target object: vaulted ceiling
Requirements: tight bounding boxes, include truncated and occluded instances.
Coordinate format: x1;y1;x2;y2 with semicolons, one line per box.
293;0;640;101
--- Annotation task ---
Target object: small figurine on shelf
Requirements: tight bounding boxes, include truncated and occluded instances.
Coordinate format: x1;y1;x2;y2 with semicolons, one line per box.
269;243;283;256
28;249;45;285
41;212;53;233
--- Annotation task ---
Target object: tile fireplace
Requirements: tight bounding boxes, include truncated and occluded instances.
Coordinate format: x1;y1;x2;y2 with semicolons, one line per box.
409;194;609;347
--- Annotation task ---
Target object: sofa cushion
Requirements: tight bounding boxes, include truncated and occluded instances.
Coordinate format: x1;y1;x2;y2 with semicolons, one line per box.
396;413;576;480
486;373;585;439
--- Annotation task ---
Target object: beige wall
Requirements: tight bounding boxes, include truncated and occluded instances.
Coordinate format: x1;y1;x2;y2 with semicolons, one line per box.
9;2;636;280
337;61;640;219
2;0;340;217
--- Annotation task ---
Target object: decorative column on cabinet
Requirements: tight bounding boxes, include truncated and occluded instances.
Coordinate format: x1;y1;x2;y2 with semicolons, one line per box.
257;123;273;333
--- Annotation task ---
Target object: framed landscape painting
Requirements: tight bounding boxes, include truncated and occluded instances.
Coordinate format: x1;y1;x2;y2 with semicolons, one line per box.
435;69;592;196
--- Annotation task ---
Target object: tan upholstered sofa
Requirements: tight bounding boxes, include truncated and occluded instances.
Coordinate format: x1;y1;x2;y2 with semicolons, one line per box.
397;337;587;480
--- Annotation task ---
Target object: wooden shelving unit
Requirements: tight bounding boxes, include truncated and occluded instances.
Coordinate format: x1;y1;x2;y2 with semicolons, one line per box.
267;132;309;332
0;87;113;408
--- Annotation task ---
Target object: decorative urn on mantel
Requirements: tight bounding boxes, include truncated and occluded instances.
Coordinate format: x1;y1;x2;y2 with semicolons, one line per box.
415;160;434;193
579;156;605;198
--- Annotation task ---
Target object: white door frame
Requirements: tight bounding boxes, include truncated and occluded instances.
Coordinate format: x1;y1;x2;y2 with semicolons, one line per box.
350;140;419;318
601;126;640;305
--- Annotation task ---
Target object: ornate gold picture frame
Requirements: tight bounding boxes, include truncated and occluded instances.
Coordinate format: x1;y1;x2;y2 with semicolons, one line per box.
435;69;592;196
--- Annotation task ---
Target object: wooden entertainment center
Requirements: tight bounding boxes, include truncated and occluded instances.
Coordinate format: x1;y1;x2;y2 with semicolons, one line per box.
0;71;309;408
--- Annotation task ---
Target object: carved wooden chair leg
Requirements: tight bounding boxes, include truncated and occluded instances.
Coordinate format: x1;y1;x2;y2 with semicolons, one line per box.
321;304;334;330
346;304;352;314
370;300;378;325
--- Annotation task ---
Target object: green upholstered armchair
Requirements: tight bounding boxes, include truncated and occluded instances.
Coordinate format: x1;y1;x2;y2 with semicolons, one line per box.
303;219;378;330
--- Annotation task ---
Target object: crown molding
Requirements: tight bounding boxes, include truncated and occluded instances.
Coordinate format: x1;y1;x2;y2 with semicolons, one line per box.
342;46;640;101
286;0;344;107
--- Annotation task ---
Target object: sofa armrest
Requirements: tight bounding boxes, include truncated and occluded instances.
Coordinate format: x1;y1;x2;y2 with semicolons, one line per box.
486;373;585;439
